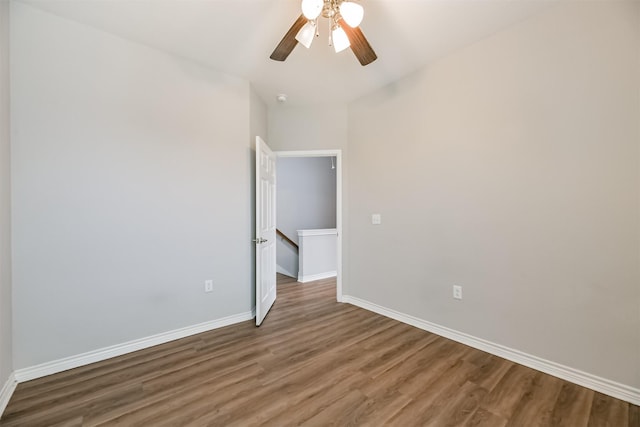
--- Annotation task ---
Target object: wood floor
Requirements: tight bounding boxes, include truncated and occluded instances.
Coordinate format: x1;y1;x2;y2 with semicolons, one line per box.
2;275;638;426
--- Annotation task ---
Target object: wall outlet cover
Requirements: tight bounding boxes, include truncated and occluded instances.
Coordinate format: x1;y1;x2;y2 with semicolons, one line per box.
205;280;214;293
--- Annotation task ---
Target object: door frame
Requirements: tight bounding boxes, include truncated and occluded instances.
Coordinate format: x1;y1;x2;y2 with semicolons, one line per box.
275;149;343;302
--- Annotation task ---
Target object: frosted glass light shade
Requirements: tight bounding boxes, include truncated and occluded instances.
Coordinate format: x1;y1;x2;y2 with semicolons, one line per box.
295;21;316;49
332;26;350;53
301;0;323;20
339;2;364;27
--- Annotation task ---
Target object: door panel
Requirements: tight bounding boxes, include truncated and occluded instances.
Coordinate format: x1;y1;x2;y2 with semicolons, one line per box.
255;137;276;326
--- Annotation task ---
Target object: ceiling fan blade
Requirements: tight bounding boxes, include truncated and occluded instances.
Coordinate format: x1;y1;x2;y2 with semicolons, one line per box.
338;18;377;66
270;14;308;61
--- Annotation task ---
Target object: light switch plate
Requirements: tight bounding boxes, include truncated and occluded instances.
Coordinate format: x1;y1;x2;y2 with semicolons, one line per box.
372;214;381;225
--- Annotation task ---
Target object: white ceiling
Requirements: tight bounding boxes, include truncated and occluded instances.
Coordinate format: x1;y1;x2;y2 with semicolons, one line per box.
21;0;557;107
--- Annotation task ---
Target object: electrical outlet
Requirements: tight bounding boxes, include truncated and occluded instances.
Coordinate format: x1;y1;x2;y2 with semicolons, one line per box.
204;280;214;293
372;214;382;225
453;285;462;300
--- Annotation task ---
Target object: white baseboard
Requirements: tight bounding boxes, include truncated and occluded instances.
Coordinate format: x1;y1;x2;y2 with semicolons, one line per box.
342;295;640;406
14;310;255;383
298;271;337;283
0;372;17;417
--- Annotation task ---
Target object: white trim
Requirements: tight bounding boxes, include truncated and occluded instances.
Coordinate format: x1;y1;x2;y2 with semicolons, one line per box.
297;228;337;237
14;310;254;383
276;150;335;158
276;149;343;303
298;271;337;283
342;295;640;406
0;372;17;417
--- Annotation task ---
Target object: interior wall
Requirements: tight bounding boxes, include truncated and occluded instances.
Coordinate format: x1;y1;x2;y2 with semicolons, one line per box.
250;87;268;148
268;106;348;152
277;157;337;242
0;0;13;387
249;87;268;304
347;1;640;389
11;2;254;369
276;157;337;276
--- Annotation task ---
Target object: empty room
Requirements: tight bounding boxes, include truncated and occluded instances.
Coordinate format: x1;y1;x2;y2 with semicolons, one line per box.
0;0;639;425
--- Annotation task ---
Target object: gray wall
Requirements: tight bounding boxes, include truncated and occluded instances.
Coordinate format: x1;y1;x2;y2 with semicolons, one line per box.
268;106;348;153
0;0;13;386
276;157;337;275
250;87;268;301
347;1;640;389
250;87;268;150
11;3;254;369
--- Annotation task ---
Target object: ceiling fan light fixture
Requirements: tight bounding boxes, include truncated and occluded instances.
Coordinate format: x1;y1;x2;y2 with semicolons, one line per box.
271;1;377;65
301;0;323;20
332;25;350;53
339;2;364;28
295;20;316;49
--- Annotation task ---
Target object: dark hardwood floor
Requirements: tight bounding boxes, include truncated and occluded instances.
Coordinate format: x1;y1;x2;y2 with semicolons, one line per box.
1;274;638;426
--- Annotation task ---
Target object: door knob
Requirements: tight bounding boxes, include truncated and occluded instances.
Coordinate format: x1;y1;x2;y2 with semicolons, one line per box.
252;238;268;244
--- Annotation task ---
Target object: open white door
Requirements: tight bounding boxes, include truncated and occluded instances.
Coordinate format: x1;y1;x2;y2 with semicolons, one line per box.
255;136;277;326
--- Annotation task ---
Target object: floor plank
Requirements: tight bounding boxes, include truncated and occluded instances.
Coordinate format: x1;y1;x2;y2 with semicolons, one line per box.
588;392;629;427
1;275;636;426
550;382;595;427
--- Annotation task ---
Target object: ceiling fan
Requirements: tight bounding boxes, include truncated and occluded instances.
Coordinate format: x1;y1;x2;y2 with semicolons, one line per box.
270;0;377;66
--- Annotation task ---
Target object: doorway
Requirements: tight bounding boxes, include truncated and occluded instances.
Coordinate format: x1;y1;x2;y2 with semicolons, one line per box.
275;150;343;302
